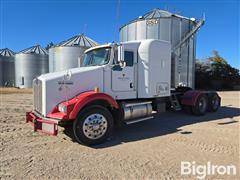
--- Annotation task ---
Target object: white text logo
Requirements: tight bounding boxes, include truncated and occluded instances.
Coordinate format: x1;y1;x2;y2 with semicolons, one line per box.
181;161;236;179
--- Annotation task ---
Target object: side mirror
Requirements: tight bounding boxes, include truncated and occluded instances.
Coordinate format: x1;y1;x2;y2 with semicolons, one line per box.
117;44;126;68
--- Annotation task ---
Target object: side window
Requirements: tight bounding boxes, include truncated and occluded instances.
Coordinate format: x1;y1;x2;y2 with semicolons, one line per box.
124;51;134;66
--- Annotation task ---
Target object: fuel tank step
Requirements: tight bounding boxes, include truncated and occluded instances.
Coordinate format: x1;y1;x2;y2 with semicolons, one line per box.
125;116;154;125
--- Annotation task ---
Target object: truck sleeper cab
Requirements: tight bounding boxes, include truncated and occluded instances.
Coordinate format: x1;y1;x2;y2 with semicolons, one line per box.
26;39;220;146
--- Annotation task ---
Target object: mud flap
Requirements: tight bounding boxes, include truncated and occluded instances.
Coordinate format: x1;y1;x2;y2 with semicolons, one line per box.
26;112;58;135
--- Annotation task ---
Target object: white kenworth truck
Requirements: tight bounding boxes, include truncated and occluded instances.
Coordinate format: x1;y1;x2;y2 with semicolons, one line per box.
26;39;220;145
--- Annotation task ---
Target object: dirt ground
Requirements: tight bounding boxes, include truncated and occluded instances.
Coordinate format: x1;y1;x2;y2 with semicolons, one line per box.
0;91;239;179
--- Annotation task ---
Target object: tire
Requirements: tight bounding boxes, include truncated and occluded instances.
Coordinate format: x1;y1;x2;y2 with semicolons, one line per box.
192;94;208;116
208;94;220;112
73;105;114;146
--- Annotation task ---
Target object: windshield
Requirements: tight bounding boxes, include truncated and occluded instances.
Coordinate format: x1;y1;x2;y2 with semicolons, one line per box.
81;47;111;67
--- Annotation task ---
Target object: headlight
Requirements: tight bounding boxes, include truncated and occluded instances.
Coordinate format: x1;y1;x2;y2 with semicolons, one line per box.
58;104;67;113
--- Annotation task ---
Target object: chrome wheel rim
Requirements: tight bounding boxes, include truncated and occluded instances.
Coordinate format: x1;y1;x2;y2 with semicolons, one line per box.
83;113;108;140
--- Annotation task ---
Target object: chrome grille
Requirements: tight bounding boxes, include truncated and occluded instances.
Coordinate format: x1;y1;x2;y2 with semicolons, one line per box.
33;78;42;114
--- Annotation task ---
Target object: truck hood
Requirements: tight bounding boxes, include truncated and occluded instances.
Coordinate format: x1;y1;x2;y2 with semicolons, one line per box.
36;66;104;116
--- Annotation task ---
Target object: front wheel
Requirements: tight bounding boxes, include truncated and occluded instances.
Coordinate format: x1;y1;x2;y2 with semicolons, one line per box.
73;105;114;146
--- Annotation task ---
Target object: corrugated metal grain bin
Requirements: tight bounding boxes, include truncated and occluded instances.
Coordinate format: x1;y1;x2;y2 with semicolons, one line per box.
0;54;2;87
0;48;15;87
49;34;98;72
15;45;49;88
120;8;199;88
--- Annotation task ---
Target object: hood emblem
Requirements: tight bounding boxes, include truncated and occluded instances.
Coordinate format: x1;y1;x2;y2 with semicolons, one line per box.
58;70;73;91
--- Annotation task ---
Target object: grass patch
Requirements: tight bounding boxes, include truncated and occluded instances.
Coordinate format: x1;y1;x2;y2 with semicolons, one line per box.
0;88;32;94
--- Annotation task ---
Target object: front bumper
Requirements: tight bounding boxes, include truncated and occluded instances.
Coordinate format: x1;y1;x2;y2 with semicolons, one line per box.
26;111;59;135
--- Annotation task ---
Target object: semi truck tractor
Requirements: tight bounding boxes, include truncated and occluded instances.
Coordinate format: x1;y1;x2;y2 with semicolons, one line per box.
26;39;220;145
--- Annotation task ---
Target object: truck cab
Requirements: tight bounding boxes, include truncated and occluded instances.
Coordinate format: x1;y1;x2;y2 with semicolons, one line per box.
79;39;171;99
26;39;220;146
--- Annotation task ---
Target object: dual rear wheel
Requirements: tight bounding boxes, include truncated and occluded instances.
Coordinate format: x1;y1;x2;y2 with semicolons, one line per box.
191;93;220;116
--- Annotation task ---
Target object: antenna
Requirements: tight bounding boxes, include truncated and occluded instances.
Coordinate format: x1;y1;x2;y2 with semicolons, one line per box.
114;0;121;42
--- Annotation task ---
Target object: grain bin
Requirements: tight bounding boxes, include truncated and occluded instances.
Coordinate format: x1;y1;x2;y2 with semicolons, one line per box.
15;45;49;88
0;48;15;87
49;34;98;72
120;8;204;88
0;55;2;87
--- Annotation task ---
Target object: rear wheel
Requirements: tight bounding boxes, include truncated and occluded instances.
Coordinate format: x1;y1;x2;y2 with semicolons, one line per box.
73;105;114;146
192;94;208;116
208;94;220;112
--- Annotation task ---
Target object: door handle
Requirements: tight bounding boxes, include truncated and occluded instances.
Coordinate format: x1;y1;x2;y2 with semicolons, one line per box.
130;83;133;88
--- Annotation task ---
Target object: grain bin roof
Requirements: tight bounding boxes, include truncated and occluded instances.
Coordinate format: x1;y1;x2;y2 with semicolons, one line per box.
19;45;48;55
120;8;191;30
0;48;15;57
58;34;98;47
142;8;173;18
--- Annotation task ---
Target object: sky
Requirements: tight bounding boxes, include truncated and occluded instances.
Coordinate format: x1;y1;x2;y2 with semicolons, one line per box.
0;0;239;68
